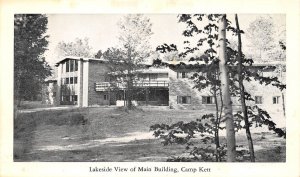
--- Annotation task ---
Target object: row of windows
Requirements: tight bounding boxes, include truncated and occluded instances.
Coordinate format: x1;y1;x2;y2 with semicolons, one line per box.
177;96;215;105
63;77;78;84
61;95;78;102
255;96;280;104
177;72;188;79
176;96;281;105
66;60;78;72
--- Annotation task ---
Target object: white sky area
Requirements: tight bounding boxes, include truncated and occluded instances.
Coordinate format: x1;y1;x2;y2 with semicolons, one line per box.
44;14;285;66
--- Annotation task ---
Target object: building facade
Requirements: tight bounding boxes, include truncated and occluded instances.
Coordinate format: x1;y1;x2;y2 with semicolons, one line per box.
43;57;285;126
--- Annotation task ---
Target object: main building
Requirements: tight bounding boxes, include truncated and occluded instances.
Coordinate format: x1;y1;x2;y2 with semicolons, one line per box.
42;56;285;127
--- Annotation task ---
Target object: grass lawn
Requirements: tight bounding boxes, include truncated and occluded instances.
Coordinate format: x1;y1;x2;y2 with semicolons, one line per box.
14;107;286;162
17;101;55;110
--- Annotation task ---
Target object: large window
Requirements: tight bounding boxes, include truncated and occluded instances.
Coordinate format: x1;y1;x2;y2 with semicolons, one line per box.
255;96;263;104
273;96;280;104
66;60;78;72
202;96;215;104
177;96;191;104
66;78;69;84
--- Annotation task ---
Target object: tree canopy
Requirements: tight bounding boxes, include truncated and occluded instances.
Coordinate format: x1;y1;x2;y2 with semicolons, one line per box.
103;14;154;109
14;14;52;104
55;37;93;58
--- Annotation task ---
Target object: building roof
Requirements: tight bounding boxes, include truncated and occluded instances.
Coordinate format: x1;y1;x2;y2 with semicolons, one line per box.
55;56;107;66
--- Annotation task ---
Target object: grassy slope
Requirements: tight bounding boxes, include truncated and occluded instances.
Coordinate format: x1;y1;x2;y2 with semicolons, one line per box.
14;107;285;162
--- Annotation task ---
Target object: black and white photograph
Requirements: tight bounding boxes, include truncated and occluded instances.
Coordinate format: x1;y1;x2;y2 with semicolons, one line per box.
1;0;300;177
13;14;286;162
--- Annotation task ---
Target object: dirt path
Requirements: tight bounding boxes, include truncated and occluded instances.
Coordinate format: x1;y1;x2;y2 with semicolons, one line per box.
17;106;77;113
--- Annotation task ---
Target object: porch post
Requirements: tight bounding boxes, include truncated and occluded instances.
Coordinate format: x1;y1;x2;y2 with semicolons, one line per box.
145;87;149;105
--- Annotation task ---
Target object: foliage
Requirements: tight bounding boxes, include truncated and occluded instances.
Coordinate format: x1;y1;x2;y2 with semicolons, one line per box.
55;37;93;58
245;16;286;62
103;14;153;109
14;14;52;104
95;50;103;58
246;16;275;58
150;114;251;162
152;14;286;162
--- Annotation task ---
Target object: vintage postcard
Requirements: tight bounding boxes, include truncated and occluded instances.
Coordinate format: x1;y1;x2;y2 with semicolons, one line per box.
1;0;300;177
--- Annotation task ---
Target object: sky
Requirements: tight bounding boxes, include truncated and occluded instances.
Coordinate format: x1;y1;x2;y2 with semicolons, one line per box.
44;14;285;66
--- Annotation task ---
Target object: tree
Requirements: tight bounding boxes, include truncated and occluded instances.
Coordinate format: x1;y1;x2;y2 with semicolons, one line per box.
104;14;153;109
235;14;255;162
55;37;93;58
95;50;103;58
14;14;52;106
246;16;275;60
152;14;286;162
218;14;236;162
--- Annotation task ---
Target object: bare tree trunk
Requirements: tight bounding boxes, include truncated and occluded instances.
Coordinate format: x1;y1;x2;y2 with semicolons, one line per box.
213;86;220;162
127;79;133;109
218;14;236;162
282;92;285;117
235;14;255;162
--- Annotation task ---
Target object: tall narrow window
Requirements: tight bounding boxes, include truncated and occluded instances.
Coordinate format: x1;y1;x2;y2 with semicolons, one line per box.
75;60;78;71
70;60;74;72
66;78;69;84
73;95;78;102
273;96;280;104
66;60;69;72
255;96;263;104
104;94;109;100
70;77;74;84
74;77;78;84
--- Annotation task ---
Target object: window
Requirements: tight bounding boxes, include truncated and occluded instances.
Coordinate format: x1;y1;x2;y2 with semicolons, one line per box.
273;96;280;104
70;77;74;84
255;96;263;104
66;78;69;84
72;95;78;102
75;60;78;71
70;60;74;72
66;60;69;72
177;96;191;104
177;72;188;78
202;96;215;104
53;92;56;97
74;77;78;84
104;94;109;100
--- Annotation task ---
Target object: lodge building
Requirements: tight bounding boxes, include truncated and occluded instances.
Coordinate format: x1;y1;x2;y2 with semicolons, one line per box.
42;56;286;127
